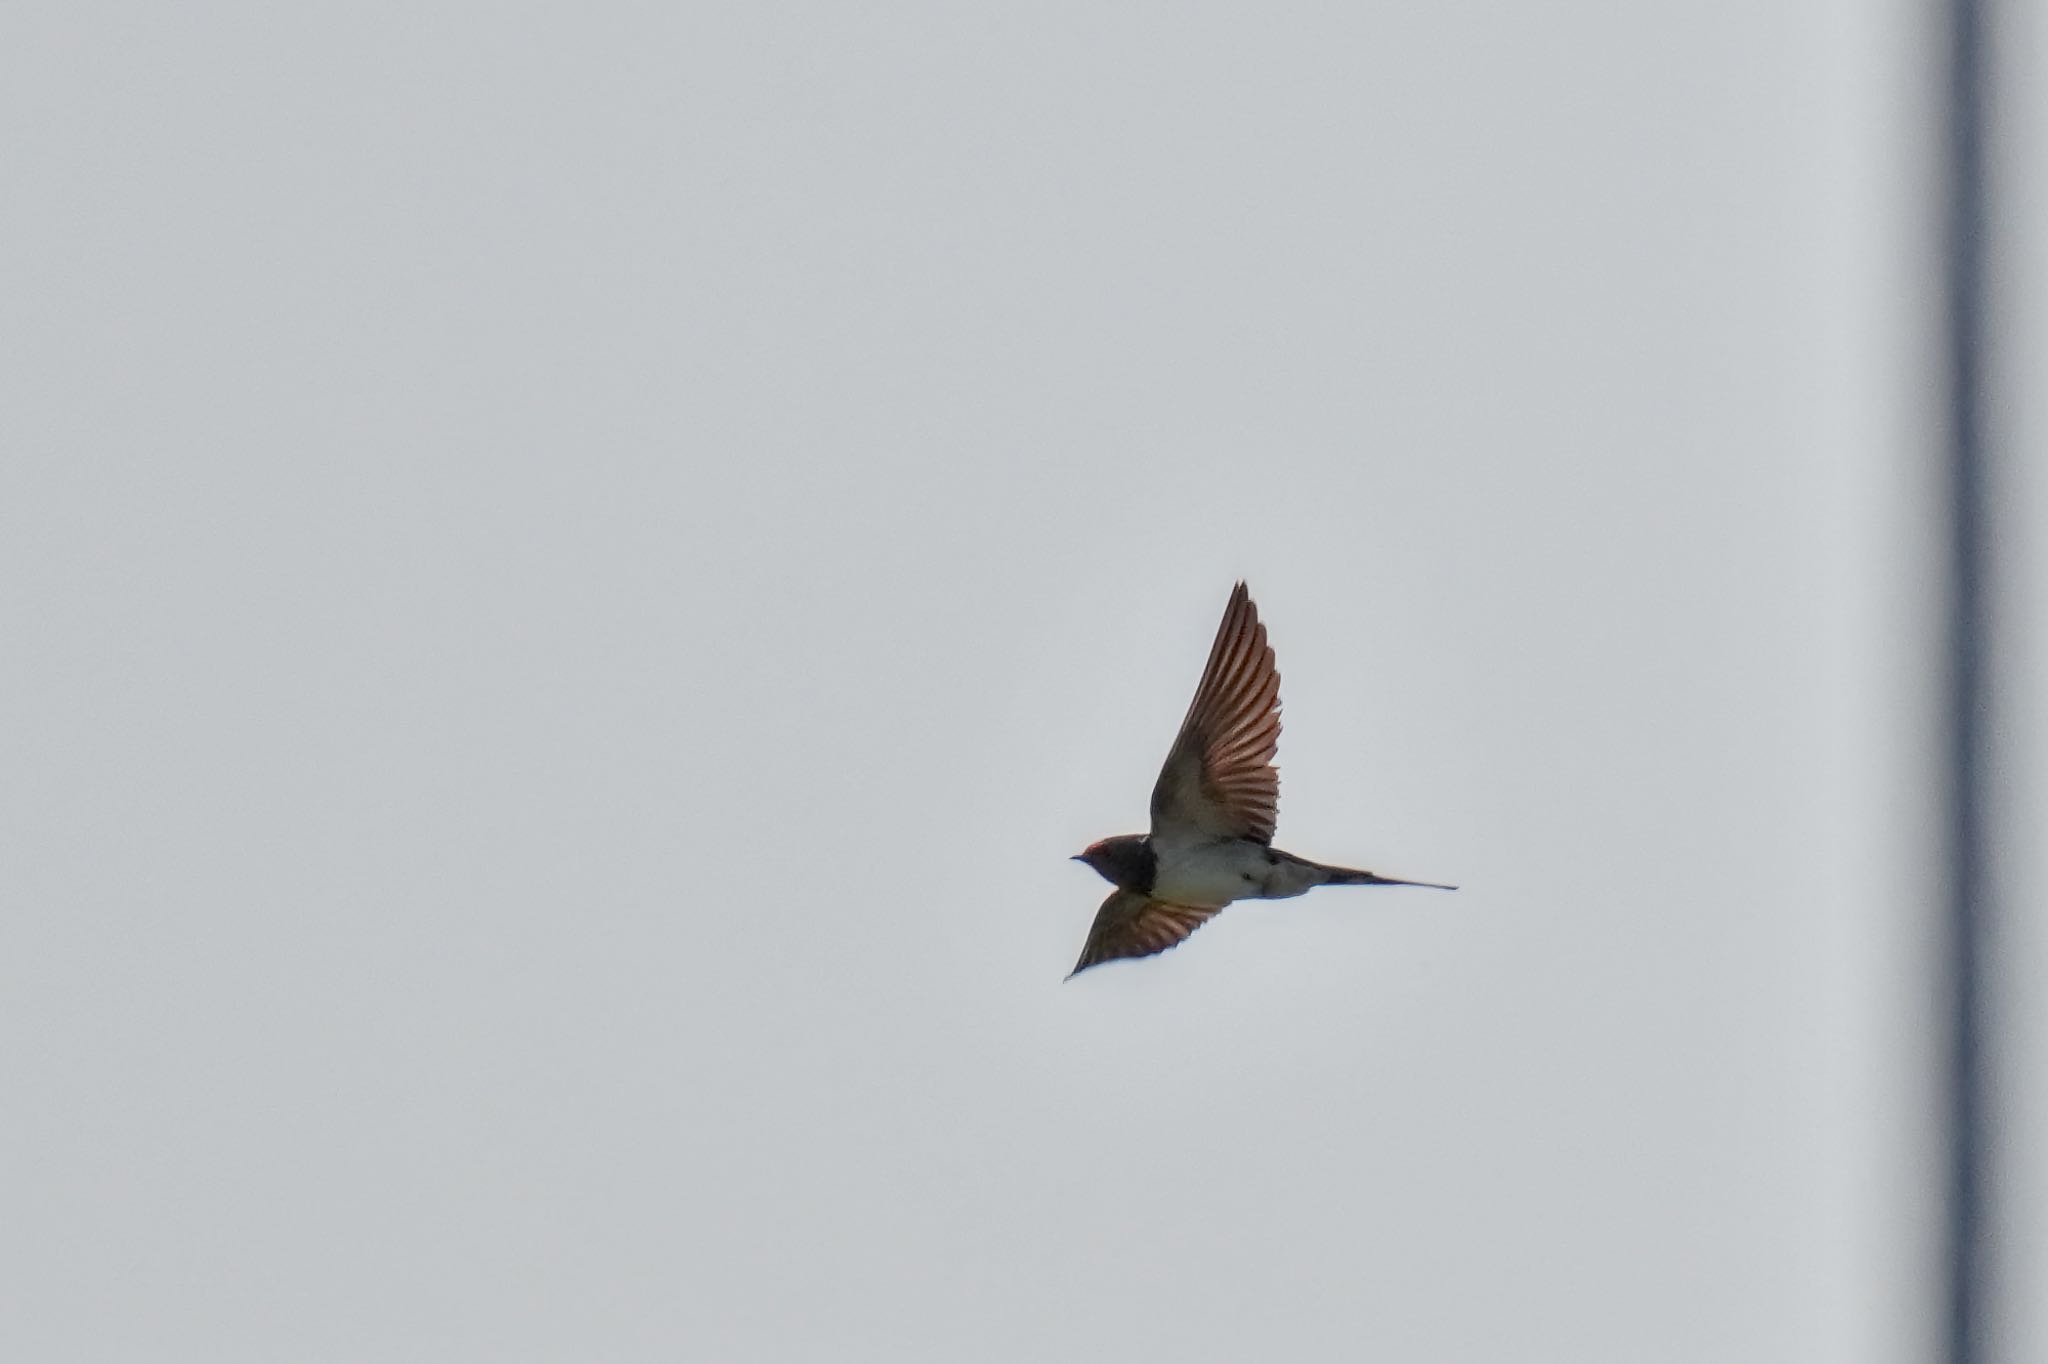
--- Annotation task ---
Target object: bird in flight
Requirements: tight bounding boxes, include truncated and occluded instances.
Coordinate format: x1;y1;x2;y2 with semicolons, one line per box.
1068;583;1452;976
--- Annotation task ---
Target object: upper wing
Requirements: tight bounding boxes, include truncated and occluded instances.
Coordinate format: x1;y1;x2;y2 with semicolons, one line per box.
1069;889;1225;977
1148;582;1282;844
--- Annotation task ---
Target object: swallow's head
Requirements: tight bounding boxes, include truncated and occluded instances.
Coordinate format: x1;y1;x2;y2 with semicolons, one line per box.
1070;834;1152;890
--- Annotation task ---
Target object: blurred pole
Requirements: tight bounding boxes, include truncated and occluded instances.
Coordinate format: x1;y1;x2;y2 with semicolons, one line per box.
1940;0;1992;1357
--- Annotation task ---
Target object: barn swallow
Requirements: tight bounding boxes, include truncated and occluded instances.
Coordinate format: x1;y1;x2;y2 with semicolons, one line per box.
1068;583;1452;976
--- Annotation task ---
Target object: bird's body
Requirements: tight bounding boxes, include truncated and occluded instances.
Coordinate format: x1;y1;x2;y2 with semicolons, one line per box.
1068;583;1451;976
1084;830;1407;905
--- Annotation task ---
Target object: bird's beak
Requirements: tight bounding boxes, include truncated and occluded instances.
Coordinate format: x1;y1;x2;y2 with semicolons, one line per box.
1069;854;1086;862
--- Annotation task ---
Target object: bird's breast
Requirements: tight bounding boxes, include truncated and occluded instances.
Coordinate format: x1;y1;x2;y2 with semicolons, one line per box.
1148;838;1274;908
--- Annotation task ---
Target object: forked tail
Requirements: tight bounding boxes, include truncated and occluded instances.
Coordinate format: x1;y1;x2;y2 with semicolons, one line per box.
1319;864;1457;891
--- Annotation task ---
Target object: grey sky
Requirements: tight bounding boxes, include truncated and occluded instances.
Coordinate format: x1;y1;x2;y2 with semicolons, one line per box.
5;3;2032;1361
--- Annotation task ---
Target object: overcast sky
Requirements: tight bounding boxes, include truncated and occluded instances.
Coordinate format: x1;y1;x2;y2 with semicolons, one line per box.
5;4;2041;1362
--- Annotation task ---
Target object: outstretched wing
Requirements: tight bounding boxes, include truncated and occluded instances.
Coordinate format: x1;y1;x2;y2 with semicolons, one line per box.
1148;582;1282;845
1069;889;1225;977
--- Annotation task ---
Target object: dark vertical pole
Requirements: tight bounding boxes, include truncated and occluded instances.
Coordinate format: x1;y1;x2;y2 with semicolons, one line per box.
1941;0;1992;1356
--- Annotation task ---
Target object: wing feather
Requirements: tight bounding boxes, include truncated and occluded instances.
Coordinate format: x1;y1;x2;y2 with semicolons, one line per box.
1069;890;1225;977
1148;582;1282;843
